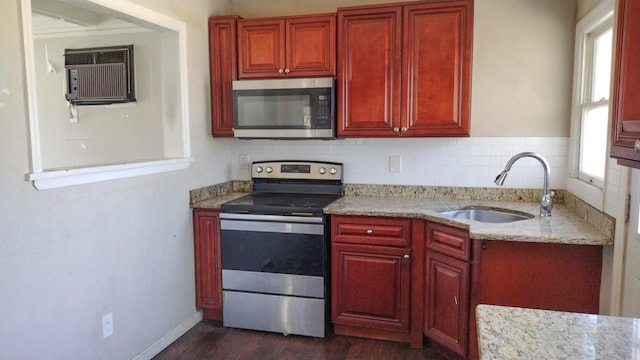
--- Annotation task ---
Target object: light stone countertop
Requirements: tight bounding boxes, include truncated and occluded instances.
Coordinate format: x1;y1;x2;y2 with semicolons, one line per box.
324;196;612;246
191;192;248;209
476;304;640;360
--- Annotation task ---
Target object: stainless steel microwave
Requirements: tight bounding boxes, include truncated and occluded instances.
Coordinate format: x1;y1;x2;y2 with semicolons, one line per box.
232;77;335;139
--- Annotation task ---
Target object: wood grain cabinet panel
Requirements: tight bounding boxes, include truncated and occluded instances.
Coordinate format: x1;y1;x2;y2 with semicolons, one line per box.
337;6;402;136
193;209;223;320
332;243;411;332
423;221;471;358
238;14;335;79
337;0;473;137
611;0;640;167
208;16;239;137
467;239;603;360
402;2;472;137
332;216;411;247
424;252;469;357
331;215;413;343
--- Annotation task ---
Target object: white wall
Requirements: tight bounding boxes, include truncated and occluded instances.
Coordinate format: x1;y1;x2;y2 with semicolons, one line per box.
0;0;579;359
231;137;568;189
35;32;165;169
0;0;231;359
228;0;577;189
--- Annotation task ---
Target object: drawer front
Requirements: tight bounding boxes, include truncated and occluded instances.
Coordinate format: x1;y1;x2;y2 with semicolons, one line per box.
332;216;411;247
426;222;470;261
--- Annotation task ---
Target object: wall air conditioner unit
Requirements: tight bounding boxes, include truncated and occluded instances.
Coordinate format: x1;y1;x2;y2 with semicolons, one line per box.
64;45;136;105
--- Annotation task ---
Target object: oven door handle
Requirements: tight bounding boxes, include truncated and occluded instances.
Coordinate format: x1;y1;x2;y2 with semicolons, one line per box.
220;213;323;223
221;219;324;235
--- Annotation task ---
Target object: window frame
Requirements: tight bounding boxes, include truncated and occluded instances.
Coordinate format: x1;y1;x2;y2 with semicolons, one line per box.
20;0;193;190
567;0;615;210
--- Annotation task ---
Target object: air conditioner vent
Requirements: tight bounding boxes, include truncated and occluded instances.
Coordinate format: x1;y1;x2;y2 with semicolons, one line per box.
64;45;135;105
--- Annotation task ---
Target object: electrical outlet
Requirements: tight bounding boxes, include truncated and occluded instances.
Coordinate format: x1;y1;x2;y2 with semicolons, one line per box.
389;155;401;173
102;313;114;339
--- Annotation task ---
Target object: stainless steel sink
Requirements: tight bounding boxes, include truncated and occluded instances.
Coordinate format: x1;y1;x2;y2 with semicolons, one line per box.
439;206;534;223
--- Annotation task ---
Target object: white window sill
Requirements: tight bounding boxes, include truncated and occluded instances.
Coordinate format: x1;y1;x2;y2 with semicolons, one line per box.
26;157;193;190
567;177;604;211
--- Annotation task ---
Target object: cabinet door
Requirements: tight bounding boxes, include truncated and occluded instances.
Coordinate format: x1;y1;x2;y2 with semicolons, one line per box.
337;6;402;137
332;243;411;332
237;19;285;79
193;209;223;320
286;14;336;77
402;1;472;137
610;0;640;167
209;16;238;137
424;252;469;357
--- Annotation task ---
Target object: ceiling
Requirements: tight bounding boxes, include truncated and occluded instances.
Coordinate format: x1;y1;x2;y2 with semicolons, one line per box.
31;0;145;38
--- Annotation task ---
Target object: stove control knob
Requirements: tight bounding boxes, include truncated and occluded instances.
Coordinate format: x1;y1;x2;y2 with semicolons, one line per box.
266;166;273;173
319;167;326;174
330;168;337;175
255;166;263;173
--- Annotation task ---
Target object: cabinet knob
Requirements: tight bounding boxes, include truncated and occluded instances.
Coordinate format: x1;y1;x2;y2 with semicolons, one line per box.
284;68;290;74
366;229;373;235
403;254;410;259
635;139;640;154
400;127;407;132
278;69;284;74
393;127;400;133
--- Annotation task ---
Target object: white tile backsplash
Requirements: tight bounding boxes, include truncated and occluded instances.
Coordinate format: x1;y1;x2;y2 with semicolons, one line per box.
230;137;569;189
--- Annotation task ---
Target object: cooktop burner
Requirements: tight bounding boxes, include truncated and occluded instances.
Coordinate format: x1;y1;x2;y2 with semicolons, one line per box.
220;160;344;216
221;193;341;216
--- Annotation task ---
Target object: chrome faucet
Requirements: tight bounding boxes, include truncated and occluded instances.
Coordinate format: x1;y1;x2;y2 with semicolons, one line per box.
494;152;554;217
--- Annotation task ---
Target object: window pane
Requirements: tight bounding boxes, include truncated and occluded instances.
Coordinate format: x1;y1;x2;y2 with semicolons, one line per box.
580;105;608;180
591;28;613;102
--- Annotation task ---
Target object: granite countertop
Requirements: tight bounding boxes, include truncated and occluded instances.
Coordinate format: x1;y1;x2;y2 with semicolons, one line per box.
189;182;612;246
476;304;640;360
324;196;612;246
191;192;248;209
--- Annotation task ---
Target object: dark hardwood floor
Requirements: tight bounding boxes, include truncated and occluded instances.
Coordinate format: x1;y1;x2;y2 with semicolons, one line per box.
153;321;445;360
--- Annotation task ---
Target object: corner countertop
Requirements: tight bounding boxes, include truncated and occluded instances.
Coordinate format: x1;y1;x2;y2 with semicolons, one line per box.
191;192;248;209
189;182;613;247
476;304;640;360
324;196;612;246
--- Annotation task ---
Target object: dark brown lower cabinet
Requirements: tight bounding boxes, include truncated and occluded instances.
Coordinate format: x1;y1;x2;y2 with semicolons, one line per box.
331;215;414;343
332;243;411;333
193;209;223;320
423;222;471;358
424;252;470;357
467;239;603;360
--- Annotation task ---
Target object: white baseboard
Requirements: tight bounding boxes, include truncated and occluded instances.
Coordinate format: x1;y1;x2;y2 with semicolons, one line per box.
131;311;203;360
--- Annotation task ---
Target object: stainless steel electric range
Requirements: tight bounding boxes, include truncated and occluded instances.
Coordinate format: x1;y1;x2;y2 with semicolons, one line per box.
219;160;343;338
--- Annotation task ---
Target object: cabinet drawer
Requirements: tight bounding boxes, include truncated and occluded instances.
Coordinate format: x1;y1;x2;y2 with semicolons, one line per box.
426;222;470;261
332;216;411;247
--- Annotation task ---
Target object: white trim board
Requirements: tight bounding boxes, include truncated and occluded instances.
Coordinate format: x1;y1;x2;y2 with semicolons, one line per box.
131;311;203;360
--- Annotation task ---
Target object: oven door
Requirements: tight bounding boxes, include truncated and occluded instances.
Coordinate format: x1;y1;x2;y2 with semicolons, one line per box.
220;213;327;298
220;213;329;337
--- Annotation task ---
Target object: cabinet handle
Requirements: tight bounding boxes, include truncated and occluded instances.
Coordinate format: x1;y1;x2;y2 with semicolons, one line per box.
393;127;400;133
454;296;458;305
278;69;284;74
400;127;407;132
635;139;640;154
284;68;290;74
366;229;373;235
403;254;410;259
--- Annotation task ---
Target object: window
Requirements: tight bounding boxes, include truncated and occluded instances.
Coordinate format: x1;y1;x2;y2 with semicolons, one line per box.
578;20;613;186
568;0;614;209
